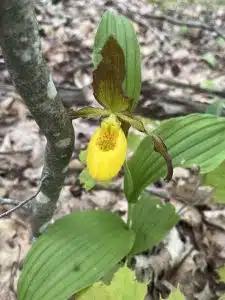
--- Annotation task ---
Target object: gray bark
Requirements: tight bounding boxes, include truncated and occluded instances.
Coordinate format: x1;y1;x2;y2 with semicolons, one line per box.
0;0;75;236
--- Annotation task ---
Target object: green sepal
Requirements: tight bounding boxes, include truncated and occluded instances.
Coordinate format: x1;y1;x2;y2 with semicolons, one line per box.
151;134;173;182
118;112;173;182
116;113;146;132
69;106;110;120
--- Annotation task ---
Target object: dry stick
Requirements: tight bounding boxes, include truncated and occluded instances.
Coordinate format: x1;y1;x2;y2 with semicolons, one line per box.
0;0;74;236
0;196;34;218
0;176;46;218
0;150;32;155
9;244;21;297
0;198;22;207
156;78;225;99
143;13;225;40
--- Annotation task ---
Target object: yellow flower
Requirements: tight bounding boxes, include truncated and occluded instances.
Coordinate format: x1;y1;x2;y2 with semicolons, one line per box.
87;116;127;181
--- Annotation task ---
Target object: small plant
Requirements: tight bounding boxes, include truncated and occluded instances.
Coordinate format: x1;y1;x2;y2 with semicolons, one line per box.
216;37;225;47
17;11;225;300
201;53;217;68
200;78;217;89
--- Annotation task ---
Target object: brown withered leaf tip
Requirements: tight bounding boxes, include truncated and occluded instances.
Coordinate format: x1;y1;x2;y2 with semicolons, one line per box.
92;36;131;112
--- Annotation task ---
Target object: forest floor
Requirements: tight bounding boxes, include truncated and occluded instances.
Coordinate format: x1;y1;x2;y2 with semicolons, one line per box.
1;0;225;299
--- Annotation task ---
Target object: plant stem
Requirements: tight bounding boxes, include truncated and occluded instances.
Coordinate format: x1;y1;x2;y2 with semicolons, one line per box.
127;202;133;228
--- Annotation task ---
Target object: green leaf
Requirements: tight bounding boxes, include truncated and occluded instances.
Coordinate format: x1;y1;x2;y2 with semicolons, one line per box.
79;168;96;190
216;37;225;47
130;194;179;254
203;161;225;203
125;114;225;202
77;266;146;300
101;262;124;285
79;150;87;164
166;286;185;300
217;265;225;282
206;100;224;116
93;11;141;110
200;79;217;89
201;53;217;68
180;25;189;34
18;211;135;300
127;132;143;151
124;161;134;202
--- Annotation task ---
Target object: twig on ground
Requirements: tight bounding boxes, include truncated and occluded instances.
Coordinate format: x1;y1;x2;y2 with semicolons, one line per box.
144;13;225;40
0;198;22;207
0;150;32;155
0;177;45;218
0;196;32;218
155;78;225;99
9;244;21;297
146;186;170;200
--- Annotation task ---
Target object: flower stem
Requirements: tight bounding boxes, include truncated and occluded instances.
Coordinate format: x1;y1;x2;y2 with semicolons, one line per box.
127;202;133;228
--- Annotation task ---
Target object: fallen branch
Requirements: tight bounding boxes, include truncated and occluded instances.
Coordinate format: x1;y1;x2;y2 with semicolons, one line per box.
0;195;34;218
0;198;21;207
156;78;225;99
0;176;46;218
0;150;32;155
0;0;74;236
143;13;225;40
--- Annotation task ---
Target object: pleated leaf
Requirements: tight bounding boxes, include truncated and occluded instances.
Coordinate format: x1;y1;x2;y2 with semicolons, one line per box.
125;114;225;202
17;211;135;300
93;11;141;110
130;194;179;254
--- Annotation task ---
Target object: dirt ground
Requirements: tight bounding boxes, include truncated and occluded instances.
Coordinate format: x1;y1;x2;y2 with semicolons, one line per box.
1;0;225;299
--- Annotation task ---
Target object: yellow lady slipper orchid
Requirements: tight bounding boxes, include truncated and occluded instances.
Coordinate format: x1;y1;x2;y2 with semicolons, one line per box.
87;116;127;181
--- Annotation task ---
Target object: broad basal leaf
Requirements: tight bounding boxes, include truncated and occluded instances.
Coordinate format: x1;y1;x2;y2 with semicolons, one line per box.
130;194;179;254
93;37;131;112
18;211;135;300
125;114;225;202
93;11;141;110
77;266;146;300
